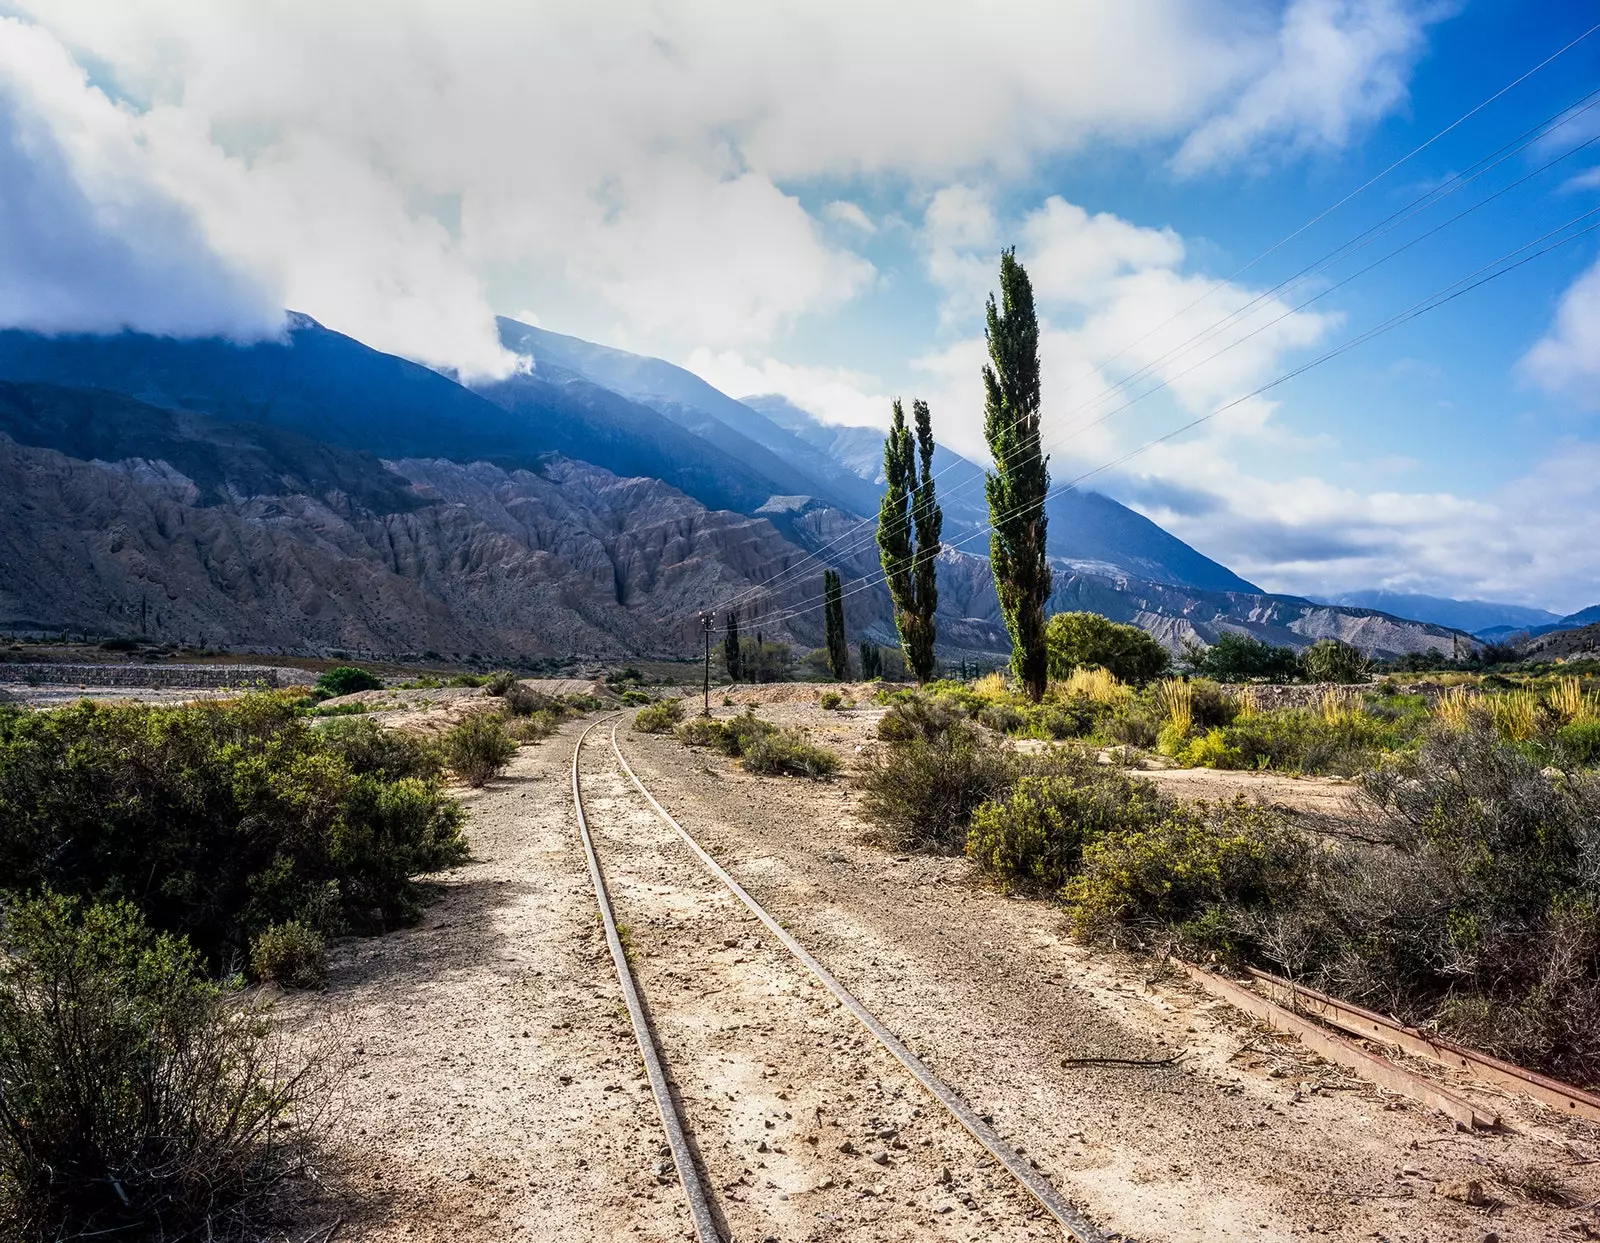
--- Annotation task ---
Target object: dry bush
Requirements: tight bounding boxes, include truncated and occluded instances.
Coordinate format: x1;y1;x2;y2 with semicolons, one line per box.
249;920;328;989
1058;666;1130;705
442;712;516;786
0;897;330;1241
633;698;686;734
741;727;838;780
1434;685;1480;731
860;724;1017;852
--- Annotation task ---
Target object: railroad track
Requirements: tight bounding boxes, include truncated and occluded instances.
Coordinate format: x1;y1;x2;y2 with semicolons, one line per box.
569;714;1106;1243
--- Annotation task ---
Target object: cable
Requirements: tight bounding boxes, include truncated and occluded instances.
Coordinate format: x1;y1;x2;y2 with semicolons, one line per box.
742;208;1600;633
700;34;1600;621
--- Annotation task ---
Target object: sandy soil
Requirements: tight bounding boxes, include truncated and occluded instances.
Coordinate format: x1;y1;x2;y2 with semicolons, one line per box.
278;699;1600;1242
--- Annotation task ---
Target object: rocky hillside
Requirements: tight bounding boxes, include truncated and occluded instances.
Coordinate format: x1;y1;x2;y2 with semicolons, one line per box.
0;333;1471;664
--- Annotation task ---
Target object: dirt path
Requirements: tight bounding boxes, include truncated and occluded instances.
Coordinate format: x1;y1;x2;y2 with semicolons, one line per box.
278;717;689;1242
281;704;1600;1242
575;727;1058;1241
617;706;1600;1243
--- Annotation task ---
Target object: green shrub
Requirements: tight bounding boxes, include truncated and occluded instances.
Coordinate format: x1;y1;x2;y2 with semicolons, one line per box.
442;712;516;786
309;700;369;717
1045;612;1171;685
319;716;443;781
877;693;970;743
634;698;687;733
0;897;320;1240
484;669;520;696
1186;633;1303;682
675;708;778;758
967;758;1172;891
1556;719;1600;768
741;727;839;779
1106;703;1160;748
620;689;652;706
0;696;465;963
250;920;328;988
1301;639;1372;684
978;701;1028;733
1214;708;1395;775
507;710;560;744
860;726;1016;852
676;716;732;749
314;665;382;699
819;690;843;710
1065;798;1307;953
1175;727;1245;769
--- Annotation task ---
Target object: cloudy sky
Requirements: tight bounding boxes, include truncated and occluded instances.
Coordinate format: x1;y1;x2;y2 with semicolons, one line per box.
3;1;1599;612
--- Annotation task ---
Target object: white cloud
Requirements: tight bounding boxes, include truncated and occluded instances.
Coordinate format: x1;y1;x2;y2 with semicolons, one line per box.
1175;0;1430;177
914;190;1338;463
685;349;890;429
1520;255;1600;408
1115;439;1600;613
823;200;875;233
4;1;1434;371
0;17;280;339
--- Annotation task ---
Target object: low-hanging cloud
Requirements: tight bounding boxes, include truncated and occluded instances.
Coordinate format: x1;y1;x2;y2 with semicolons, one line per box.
0;17;281;340
5;1;1434;371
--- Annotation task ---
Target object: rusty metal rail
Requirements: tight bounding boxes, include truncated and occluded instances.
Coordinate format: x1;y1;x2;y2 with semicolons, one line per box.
570;717;720;1242
610;720;1107;1243
1245;966;1600;1125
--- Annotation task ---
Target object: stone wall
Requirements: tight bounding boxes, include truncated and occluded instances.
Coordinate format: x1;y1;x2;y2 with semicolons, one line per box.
0;663;316;690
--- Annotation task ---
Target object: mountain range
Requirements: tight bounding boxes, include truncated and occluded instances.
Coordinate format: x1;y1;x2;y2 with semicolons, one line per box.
0;315;1474;663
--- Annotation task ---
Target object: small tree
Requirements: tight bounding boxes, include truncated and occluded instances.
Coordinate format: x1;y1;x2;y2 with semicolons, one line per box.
877;398;944;684
724;609;743;683
983;249;1051;702
823;570;851;680
859;640;883;680
1045;612;1170;686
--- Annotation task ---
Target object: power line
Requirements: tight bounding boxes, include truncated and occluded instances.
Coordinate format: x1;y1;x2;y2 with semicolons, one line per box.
700;29;1600;622
743;207;1600;634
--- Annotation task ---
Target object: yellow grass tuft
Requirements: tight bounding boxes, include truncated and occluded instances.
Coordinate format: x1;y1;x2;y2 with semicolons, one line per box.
1317;686;1363;725
1548;676;1598;725
1434;686;1479;731
1228;685;1261;718
1491;691;1538;742
1060;666;1131;705
1157;679;1193;737
971;671;1009;702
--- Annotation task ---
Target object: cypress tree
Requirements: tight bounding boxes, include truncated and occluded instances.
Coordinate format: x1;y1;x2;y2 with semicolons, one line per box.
983;249;1051;702
876;398;943;684
723;608;742;682
858;640;882;680
823;570;851;680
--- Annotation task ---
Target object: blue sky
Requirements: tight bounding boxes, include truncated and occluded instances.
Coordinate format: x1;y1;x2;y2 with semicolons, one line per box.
3;1;1599;610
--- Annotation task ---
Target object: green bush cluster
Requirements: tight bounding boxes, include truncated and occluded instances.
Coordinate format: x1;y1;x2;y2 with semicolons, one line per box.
967;755;1171;891
0;695;466;967
819;690;843;710
313;664;382;699
0;896;320;1240
861;719;1018;851
675;709;837;780
249;920;329;989
442;712;517;786
633;697;687;734
1044;612;1171;685
742;727;839;779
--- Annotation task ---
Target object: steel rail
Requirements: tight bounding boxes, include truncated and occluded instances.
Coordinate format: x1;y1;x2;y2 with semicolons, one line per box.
570;716;720;1242
609;721;1107;1243
1245;967;1600;1125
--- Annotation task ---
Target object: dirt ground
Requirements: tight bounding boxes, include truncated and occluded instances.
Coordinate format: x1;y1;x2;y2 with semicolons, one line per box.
277;695;1600;1242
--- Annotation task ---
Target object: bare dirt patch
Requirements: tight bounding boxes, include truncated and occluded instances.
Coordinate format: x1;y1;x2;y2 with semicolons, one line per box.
617;701;1600;1242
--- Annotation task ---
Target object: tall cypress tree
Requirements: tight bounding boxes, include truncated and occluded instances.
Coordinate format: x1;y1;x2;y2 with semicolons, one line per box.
876;398;943;683
723;608;742;682
823;570;850;679
983;249;1051;702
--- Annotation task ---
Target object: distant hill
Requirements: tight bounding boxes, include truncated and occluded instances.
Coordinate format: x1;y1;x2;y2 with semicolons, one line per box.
1317;590;1562;636
742;393;1261;595
496;319;882;517
0;317;1464;663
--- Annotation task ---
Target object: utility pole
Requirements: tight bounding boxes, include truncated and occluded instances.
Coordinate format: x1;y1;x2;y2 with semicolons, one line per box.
701;611;713;716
